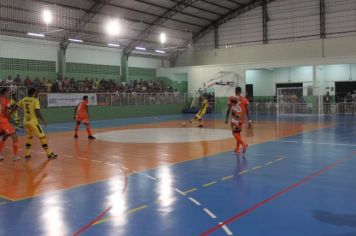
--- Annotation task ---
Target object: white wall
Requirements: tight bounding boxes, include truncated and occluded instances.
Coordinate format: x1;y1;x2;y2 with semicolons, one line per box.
0;35;164;74
246;67;313;97
0;35;58;61
66;44;121;66
128;56;162;68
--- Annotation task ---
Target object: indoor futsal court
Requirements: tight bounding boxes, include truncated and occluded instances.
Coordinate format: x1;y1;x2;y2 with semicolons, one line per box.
1;0;356;236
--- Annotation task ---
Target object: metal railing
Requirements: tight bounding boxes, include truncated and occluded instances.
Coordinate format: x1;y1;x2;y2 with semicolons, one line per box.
336;102;356;115
38;93;189;108
249;102;355;115
249;102;277;115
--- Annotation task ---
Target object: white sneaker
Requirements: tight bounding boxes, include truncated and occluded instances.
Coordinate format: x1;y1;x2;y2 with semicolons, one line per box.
0;155;4;161
12;156;21;161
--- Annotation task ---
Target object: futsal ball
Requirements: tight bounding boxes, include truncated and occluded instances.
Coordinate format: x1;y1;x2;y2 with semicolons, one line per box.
182;122;186;127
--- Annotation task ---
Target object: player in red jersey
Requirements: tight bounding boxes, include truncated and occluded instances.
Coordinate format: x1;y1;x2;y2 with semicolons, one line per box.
74;96;95;139
0;88;20;161
225;86;252;154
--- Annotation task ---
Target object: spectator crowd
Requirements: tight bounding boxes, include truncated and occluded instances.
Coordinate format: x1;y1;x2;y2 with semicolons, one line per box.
0;74;179;94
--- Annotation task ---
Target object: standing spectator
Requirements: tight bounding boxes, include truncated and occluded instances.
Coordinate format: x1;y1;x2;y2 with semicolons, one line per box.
323;92;332;114
6;75;13;85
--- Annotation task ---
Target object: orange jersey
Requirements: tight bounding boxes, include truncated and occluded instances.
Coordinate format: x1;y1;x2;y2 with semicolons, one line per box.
0;97;11;121
228;95;249;125
76;101;88;118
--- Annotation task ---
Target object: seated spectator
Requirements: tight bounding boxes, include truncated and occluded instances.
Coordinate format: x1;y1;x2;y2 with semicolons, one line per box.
14;74;21;85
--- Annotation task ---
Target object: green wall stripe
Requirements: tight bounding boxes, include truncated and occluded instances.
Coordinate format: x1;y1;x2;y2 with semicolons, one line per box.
66;62;120;75
0;57;56;72
42;104;186;123
128;67;156;77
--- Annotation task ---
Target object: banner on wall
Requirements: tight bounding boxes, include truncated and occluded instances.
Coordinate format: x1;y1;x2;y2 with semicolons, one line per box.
47;93;97;107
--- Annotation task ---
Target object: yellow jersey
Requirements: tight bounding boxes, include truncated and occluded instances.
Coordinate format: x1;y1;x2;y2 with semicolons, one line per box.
199;99;209;113
17;97;40;125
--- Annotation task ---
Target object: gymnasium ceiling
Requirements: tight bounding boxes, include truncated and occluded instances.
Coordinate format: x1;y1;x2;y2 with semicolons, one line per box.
0;0;266;57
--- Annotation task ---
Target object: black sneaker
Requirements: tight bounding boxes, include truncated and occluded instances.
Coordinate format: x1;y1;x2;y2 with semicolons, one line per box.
198;125;203;128
48;153;58;160
25;155;32;160
88;135;96;139
74;134;78;138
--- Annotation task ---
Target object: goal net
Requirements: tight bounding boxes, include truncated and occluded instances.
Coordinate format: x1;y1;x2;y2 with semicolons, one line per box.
277;86;323;116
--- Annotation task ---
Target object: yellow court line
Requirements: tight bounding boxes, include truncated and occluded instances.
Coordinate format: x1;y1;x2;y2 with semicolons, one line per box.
252;165;263;170
203;181;217;187
93;205;148;226
264;161;273;166
221;175;234;181
183;188;198;194
238;170;249;175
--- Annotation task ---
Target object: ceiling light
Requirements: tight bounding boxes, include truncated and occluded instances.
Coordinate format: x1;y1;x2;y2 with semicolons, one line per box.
27;32;45;37
160;33;166;44
105;19;120;36
155;50;165;54
68;38;83;43
108;43;120;47
42;9;52;24
135;47;146;51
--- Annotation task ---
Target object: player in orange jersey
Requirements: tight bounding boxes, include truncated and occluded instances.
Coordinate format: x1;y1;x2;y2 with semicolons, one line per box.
0;88;20;161
74;96;95;139
225;86;252;155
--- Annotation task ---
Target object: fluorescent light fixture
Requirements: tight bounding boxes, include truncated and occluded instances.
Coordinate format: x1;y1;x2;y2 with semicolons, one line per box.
107;43;120;47
68;38;83;43
160;33;166;44
27;32;45;37
105;19;120;36
42;9;52;24
155;50;165;54
135;47;146;51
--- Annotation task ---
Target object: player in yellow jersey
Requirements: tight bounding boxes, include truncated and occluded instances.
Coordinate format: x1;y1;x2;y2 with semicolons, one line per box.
189;94;209;128
17;88;57;160
10;96;20;130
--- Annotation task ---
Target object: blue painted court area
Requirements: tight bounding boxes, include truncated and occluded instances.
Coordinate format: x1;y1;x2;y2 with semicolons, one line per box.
0;115;355;236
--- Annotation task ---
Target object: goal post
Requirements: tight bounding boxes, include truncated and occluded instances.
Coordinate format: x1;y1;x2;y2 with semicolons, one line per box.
276;86;323;116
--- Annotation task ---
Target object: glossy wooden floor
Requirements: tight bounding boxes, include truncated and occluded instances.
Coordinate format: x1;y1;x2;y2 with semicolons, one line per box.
0;116;330;201
1;114;356;236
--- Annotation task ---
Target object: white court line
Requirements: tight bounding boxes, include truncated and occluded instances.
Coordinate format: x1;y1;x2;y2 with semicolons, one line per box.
91;160;101;163
302;141;356;147
189;197;201;206
203;208;217;219
273;140;298;143
46;125;73;129
175;188;186;196
273;140;356;147
104;163;116;166
219;222;233;235
264;161;273;166
60;154;73;158
145;175;157;180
